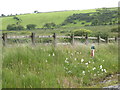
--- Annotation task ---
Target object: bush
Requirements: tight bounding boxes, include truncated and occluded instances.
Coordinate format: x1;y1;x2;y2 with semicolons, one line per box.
73;29;92;36
26;24;37;30
43;22;56;29
7;24;24;30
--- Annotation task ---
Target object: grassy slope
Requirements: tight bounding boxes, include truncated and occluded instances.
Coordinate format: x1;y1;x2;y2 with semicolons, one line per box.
1;9;96;30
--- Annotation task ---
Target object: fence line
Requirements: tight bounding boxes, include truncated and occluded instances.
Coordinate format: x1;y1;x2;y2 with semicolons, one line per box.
2;32;118;46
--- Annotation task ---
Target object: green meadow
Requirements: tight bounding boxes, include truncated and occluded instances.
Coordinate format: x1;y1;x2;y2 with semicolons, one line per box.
2;43;118;88
1;7;119;88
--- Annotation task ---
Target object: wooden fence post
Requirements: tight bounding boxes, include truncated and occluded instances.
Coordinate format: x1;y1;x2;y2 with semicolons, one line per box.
105;36;108;43
85;33;88;45
71;33;74;45
115;37;118;42
2;33;7;46
97;35;100;44
53;33;57;47
31;32;35;45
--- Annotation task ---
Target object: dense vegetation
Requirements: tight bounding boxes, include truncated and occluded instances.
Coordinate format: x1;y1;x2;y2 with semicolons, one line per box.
2;44;118;88
61;8;118;26
1;7;119;88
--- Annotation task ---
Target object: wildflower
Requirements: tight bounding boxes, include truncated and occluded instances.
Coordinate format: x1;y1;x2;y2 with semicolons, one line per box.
101;69;104;72
81;59;84;63
64;67;68;70
22;75;25;77
74;58;77;61
88;70;90;72
92;67;96;70
97;71;99;73
46;60;48;63
103;60;105;62
85;63;88;65
103;69;107;73
80;52;81;54
52;53;55;56
48;54;51;56
77;52;79;54
65;60;69;63
41;81;44;84
100;65;102;69
68;71;72;73
82;71;85;75
71;53;73;56
88;61;91;63
94;74;96;76
65;58;68;60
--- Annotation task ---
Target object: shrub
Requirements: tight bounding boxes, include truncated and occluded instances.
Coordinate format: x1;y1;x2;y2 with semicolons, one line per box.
26;24;37;30
43;22;56;29
73;29;92;36
7;24;24;30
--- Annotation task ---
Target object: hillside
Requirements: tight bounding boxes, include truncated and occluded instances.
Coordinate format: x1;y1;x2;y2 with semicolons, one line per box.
1;9;96;30
1;7;118;30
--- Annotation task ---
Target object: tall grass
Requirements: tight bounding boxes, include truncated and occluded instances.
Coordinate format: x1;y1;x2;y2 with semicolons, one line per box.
2;43;118;88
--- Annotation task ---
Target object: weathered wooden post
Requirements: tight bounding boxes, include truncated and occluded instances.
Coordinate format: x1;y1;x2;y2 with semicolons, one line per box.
53;33;57;47
2;33;7;46
71;33;74;45
105;36;108;43
97;35;100;44
85;33;88;45
115;37;118;42
31;32;35;45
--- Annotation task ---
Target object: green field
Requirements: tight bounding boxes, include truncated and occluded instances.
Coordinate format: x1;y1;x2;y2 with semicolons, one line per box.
1;7;119;88
2;43;118;88
1;9;96;30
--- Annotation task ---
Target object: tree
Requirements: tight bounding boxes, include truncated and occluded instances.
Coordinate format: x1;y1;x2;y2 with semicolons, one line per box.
34;10;39;13
1;14;5;17
13;16;22;25
26;24;37;30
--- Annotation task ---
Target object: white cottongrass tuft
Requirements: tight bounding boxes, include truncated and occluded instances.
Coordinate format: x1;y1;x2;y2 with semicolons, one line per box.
74;58;77;61
88;61;91;63
103;69;107;72
100;65;103;69
81;59;84;63
65;58;68;60
82;71;85;75
52;53;55;56
92;67;96;70
46;60;48;63
68;71;72;73
85;63;88;65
